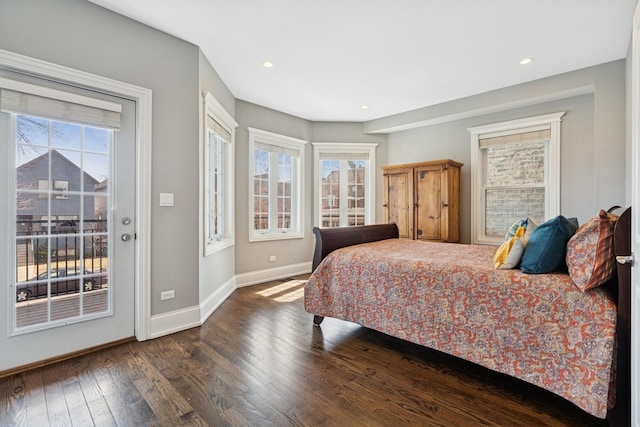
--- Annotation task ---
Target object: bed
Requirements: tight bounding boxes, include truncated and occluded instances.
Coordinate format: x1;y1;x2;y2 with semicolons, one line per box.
304;207;631;426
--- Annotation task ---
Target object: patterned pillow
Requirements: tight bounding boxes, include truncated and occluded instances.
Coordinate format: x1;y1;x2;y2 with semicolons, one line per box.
566;210;617;291
520;215;578;274
494;225;526;269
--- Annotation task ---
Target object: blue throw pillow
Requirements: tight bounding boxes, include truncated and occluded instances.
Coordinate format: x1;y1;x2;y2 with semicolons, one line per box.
520;215;577;274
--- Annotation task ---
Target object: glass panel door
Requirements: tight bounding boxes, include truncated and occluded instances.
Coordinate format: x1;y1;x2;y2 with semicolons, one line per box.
14;115;112;330
320;159;368;227
321;160;340;227
347;160;366;226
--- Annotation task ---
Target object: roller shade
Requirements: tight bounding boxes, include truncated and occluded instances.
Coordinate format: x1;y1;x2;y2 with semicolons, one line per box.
319;152;370;161
1;88;121;130
206;114;231;141
255;141;301;157
479;129;550;149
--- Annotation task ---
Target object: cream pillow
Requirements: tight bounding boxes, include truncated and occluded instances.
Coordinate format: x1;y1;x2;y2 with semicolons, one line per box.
494;225;527;270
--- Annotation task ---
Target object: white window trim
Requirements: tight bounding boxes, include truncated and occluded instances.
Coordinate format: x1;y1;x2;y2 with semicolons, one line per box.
312;142;378;227
248;127;307;242
468;112;564;245
203;92;237;256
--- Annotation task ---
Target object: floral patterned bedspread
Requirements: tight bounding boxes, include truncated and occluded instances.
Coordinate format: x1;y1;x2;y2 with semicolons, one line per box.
304;239;617;419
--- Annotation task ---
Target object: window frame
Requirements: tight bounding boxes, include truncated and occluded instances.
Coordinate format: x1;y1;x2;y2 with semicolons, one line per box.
468;112;564;245
312;142;378;228
248;127;307;242
203;92;237;256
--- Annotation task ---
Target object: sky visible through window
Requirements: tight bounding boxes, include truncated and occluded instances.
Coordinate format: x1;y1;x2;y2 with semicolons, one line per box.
16;114;110;182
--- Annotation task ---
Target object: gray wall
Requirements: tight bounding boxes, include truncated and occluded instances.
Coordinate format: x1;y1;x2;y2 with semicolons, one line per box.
0;0;234;316
234;101;314;274
374;61;625;243
198;51;237;300
234;101;389;275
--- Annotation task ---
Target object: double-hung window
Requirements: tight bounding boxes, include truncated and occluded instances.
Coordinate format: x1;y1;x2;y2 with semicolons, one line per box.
469;112;564;245
248;128;306;241
312;142;377;228
203;92;237;255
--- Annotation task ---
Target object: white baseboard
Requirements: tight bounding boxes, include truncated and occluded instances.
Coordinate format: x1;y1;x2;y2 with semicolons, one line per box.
199;276;236;323
148;264;310;339
149;276;236;339
149;305;201;339
235;261;312;288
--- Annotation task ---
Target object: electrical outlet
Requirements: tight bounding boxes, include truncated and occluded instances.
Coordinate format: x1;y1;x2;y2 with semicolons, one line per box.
160;290;175;300
269;255;276;262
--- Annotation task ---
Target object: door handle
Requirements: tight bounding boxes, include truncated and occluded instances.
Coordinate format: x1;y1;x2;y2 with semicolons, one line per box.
616;253;634;266
121;233;132;242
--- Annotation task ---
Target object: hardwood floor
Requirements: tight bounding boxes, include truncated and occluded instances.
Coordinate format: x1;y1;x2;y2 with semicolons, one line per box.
0;275;609;426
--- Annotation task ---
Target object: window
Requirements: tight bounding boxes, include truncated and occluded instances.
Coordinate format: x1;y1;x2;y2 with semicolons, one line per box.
469;112;564;245
53;180;69;199
38;179;69;199
312;142;377;228
248;128;306;241
37;179;48;198
203;92;237;255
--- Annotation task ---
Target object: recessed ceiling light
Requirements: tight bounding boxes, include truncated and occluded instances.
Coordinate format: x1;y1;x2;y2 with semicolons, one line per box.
361;105;369;110
263;61;273;68
520;58;534;65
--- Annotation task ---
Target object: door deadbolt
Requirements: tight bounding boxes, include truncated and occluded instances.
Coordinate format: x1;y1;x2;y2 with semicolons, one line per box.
121;217;131;225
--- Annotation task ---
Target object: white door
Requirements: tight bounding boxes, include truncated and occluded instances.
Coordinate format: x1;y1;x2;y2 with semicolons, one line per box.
632;4;640;425
0;72;136;372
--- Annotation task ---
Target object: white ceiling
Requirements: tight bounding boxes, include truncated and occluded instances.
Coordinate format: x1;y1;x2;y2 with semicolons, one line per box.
87;0;637;122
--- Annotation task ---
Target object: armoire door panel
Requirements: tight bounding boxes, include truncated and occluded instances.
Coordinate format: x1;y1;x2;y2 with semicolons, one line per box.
383;170;413;239
442;165;461;242
415;167;441;241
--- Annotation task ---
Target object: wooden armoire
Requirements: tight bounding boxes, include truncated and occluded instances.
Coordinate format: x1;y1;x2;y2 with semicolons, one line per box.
382;159;462;242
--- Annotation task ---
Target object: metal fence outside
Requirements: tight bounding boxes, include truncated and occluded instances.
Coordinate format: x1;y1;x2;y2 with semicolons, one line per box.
16;219;108;283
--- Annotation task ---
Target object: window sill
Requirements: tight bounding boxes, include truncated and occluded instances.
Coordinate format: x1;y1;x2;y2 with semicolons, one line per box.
472;237;502;246
249;231;304;242
204;238;235;256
